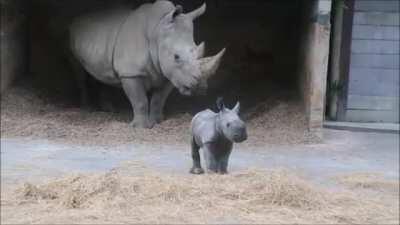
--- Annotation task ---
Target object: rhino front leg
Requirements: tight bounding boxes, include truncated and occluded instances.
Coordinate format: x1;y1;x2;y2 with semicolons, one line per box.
149;83;174;125
121;77;152;128
190;136;204;174
203;144;218;174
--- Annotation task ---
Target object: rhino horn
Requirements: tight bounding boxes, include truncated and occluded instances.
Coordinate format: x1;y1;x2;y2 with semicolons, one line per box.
196;42;205;59
187;3;206;20
199;48;226;79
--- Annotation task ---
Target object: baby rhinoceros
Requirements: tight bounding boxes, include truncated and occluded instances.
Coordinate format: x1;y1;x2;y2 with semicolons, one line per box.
190;98;247;174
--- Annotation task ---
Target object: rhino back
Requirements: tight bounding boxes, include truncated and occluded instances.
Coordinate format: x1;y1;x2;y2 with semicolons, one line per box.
113;1;175;82
69;9;130;85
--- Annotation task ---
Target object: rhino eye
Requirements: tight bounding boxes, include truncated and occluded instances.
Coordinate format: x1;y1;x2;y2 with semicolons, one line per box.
227;122;231;128
174;54;180;61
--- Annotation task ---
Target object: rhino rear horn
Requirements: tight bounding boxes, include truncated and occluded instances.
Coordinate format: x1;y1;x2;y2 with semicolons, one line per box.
196;42;205;59
232;102;240;114
187;3;206;20
199;48;226;79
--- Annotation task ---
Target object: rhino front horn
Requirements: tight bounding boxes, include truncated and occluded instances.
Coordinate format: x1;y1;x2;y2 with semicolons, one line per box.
200;48;226;79
196;42;205;59
187;3;206;20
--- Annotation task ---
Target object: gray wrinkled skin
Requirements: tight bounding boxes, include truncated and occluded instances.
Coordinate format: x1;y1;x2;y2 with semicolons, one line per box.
69;0;225;128
190;100;247;174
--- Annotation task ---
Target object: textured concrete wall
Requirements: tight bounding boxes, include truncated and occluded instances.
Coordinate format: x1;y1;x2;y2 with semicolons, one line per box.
0;0;28;93
298;0;332;137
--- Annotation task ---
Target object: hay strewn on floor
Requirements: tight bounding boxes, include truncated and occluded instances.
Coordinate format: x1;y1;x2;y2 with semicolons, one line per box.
1;169;398;224
1;85;319;146
0;86;195;146
335;172;400;194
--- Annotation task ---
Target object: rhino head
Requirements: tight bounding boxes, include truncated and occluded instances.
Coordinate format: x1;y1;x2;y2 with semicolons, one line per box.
153;3;225;96
216;98;247;143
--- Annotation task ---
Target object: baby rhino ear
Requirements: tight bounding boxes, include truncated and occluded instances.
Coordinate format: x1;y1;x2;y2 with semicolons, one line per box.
216;97;225;111
232;102;240;114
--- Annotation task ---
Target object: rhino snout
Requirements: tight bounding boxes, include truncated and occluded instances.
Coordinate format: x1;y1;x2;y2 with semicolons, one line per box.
179;84;197;96
232;127;247;143
178;80;206;96
179;85;193;96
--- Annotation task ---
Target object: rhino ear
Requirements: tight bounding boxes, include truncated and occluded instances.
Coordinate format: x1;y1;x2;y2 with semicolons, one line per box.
164;5;183;23
232;102;240;114
173;5;183;19
216;97;225;111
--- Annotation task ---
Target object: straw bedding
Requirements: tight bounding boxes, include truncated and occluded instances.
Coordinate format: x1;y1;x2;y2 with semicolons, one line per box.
1;169;398;224
1;84;319;147
1;84;397;224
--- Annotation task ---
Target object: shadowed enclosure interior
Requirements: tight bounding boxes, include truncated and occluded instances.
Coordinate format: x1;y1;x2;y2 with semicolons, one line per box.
1;0;327;145
25;0;309;112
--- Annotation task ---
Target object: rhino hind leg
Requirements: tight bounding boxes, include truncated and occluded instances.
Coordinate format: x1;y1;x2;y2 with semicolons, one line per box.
217;151;231;174
121;77;152;128
68;56;96;110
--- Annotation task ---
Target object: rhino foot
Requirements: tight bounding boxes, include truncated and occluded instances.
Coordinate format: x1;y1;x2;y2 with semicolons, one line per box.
190;167;204;175
99;100;117;113
130;118;154;129
218;170;228;175
206;169;218;174
149;113;164;125
80;104;98;113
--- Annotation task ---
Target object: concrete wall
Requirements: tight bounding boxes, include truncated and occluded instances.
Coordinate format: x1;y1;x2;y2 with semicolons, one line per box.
0;0;28;93
298;0;332;137
345;0;399;122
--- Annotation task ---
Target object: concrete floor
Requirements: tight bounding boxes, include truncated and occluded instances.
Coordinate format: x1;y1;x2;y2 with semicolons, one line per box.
1;129;399;187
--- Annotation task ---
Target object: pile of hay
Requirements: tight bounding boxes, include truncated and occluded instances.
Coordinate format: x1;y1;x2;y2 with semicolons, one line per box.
2;169;398;224
1;84;318;146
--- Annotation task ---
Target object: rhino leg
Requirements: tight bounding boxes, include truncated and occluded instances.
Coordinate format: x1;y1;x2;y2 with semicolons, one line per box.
149;83;174;125
202;144;218;174
98;88;115;112
98;85;118;113
190;136;204;174
217;150;232;174
68;56;91;109
121;77;152;128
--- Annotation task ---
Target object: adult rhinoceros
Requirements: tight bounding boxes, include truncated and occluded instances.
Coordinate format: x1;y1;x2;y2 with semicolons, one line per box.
68;0;225;128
